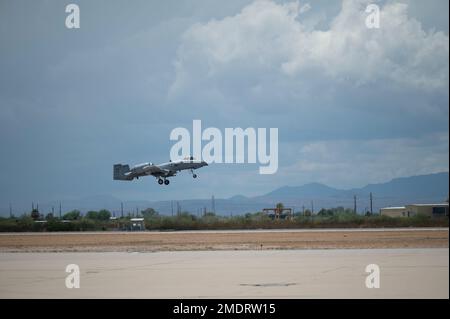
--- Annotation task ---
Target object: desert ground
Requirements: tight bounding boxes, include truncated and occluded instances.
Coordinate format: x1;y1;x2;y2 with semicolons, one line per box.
0;228;447;252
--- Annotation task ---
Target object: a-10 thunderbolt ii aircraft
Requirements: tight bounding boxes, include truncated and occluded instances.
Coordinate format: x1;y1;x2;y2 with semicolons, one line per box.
113;156;208;185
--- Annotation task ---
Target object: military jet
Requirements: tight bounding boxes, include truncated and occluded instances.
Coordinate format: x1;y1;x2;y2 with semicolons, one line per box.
113;156;208;185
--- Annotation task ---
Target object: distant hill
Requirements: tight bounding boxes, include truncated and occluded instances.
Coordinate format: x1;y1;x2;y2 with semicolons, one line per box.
4;172;448;217
262;182;341;199
253;172;449;213
354;172;449;199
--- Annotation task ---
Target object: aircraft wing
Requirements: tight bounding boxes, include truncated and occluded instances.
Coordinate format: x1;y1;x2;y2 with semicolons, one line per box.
143;164;171;176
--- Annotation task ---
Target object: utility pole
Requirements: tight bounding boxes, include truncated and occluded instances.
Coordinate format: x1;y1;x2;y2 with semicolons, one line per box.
302;205;305;215
311;201;314;214
121;202;124;218
59;202;62;219
211;195;216;215
370;192;373;215
354;195;357;214
9;203;12;218
171;201;174;216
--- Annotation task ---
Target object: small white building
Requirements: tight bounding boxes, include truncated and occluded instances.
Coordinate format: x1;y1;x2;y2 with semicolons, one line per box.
380;206;408;217
380;203;449;218
130;218;145;231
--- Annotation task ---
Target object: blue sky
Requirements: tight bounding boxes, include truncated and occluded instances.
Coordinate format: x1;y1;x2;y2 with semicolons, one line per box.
0;0;448;210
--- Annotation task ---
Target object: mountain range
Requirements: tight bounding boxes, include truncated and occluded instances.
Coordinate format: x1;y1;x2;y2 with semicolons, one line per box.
3;172;448;217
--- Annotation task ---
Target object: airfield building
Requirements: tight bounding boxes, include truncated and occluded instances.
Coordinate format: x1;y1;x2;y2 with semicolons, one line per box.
130;218;145;231
380;203;449;218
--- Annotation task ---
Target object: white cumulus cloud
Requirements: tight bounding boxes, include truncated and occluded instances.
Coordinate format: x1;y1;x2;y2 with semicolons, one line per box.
170;0;449;101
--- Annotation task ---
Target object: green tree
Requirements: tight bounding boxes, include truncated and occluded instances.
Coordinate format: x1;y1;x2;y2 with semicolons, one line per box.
201;212;218;222
97;209;111;220
317;208;334;217
63;210;81;220
203;212;216;218
85;211;99;220
141;208;159;219
177;212;197;221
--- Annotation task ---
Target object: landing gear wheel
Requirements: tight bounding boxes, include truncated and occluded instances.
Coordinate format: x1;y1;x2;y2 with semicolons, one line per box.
164;179;170;185
193;174;197;178
158;179;164;185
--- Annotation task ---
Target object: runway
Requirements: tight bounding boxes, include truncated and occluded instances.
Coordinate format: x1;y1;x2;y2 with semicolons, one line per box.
0;248;448;298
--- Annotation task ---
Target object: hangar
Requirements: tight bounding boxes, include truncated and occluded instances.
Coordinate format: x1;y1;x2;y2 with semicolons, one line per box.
380;203;449;218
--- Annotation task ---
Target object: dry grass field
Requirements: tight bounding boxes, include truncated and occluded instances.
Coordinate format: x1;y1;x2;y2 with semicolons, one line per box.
0;228;447;252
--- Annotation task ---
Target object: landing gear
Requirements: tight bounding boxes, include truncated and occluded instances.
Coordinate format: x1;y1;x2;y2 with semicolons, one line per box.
157;178;170;185
193;174;197;178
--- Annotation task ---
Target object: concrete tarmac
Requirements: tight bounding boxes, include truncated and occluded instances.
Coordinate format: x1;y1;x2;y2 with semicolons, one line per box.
0;248;448;298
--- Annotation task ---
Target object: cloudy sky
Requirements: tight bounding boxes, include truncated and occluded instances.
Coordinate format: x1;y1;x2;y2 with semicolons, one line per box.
0;0;448;209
